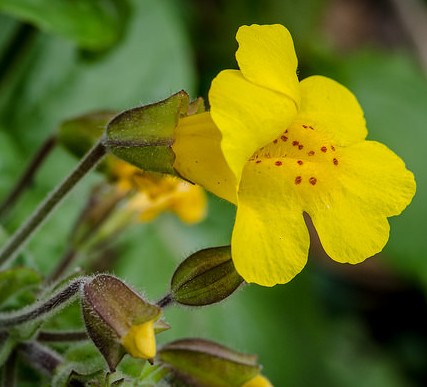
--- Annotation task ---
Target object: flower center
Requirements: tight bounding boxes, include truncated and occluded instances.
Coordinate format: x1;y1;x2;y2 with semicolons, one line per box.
249;121;340;188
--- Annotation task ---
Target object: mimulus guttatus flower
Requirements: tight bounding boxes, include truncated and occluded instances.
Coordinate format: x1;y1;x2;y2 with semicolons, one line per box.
173;24;416;286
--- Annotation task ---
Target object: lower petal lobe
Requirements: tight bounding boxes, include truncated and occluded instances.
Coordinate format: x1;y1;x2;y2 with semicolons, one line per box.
233;160;310;286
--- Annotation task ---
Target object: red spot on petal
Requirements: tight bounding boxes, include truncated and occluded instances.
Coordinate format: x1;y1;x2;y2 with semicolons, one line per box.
256;160;262;164
308;151;315;156
298;144;304;150
331;145;336;151
309;126;314;130
275;161;282;166
309;177;317;185
295;176;302;185
302;125;308;128
285;130;288;134
273;139;278;144
281;135;288;142
292;140;299;146
297;160;303;165
333;158;338;166
321;146;327;153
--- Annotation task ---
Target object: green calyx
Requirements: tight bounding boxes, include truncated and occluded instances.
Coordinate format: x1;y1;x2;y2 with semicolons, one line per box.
170;246;244;306
104;90;198;176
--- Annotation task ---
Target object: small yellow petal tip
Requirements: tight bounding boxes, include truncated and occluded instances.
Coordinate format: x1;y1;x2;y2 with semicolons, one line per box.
122;320;156;360
242;374;274;387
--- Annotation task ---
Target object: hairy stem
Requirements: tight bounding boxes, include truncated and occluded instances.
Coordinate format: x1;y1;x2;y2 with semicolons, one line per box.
0;141;107;268
37;330;88;343
17;341;62;376
156;294;174;308
0;134;57;221
0;277;88;329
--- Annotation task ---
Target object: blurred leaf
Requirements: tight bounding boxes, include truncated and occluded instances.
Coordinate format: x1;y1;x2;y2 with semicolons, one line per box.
0;0;196;274
52;342;105;386
0;0;127;50
336;51;427;289
0;267;41;308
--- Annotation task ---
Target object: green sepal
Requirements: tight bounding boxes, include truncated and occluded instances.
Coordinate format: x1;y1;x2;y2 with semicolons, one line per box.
157;338;260;387
170;246;244;306
105;90;190;175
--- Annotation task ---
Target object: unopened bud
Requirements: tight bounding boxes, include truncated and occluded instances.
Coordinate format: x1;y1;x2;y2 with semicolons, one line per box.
81;274;165;370
157;338;261;387
170;246;243;306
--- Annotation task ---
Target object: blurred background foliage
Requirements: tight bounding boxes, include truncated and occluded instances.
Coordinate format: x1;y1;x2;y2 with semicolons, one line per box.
0;0;426;385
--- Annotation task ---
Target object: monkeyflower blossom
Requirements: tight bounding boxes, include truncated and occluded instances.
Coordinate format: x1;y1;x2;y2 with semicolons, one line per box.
173;24;416;286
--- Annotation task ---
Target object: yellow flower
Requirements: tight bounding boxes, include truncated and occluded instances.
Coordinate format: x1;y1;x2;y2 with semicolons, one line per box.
121;319;157;360
109;158;207;224
242;374;273;387
173;24;416;286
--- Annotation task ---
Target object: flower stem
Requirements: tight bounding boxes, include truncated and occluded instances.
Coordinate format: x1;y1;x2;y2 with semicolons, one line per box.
0;141;107;269
37;330;88;343
0;134;58;221
17;342;62;376
0;277;88;328
156;294;174;308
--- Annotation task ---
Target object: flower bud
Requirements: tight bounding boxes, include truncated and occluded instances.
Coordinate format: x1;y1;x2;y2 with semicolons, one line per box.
81;274;165;370
157;338;261;387
105;90;194;176
170;246;243;306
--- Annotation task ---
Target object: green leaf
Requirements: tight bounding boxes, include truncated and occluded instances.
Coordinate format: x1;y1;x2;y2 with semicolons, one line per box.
0;0;128;50
0;267;41;308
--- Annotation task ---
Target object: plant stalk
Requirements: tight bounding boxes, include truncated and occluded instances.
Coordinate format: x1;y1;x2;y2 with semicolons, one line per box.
0;141;107;269
0;134;57;221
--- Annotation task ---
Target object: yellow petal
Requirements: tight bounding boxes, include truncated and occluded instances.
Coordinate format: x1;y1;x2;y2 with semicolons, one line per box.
173;112;237;204
309;195;391;264
338;141;416;217
170;183;207;224
232;160;310;286
121;320;156;359
236;24;299;104
210;70;298;183
242;374;274;387
298;76;367;145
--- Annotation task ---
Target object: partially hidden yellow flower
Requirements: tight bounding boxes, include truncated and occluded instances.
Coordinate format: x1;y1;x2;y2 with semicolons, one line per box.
121;319;157;360
173;24;416;286
242;374;273;387
109;158;207;224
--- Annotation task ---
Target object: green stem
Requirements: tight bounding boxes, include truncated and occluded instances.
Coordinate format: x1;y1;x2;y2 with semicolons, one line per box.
0;141;107;269
0;134;58;221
